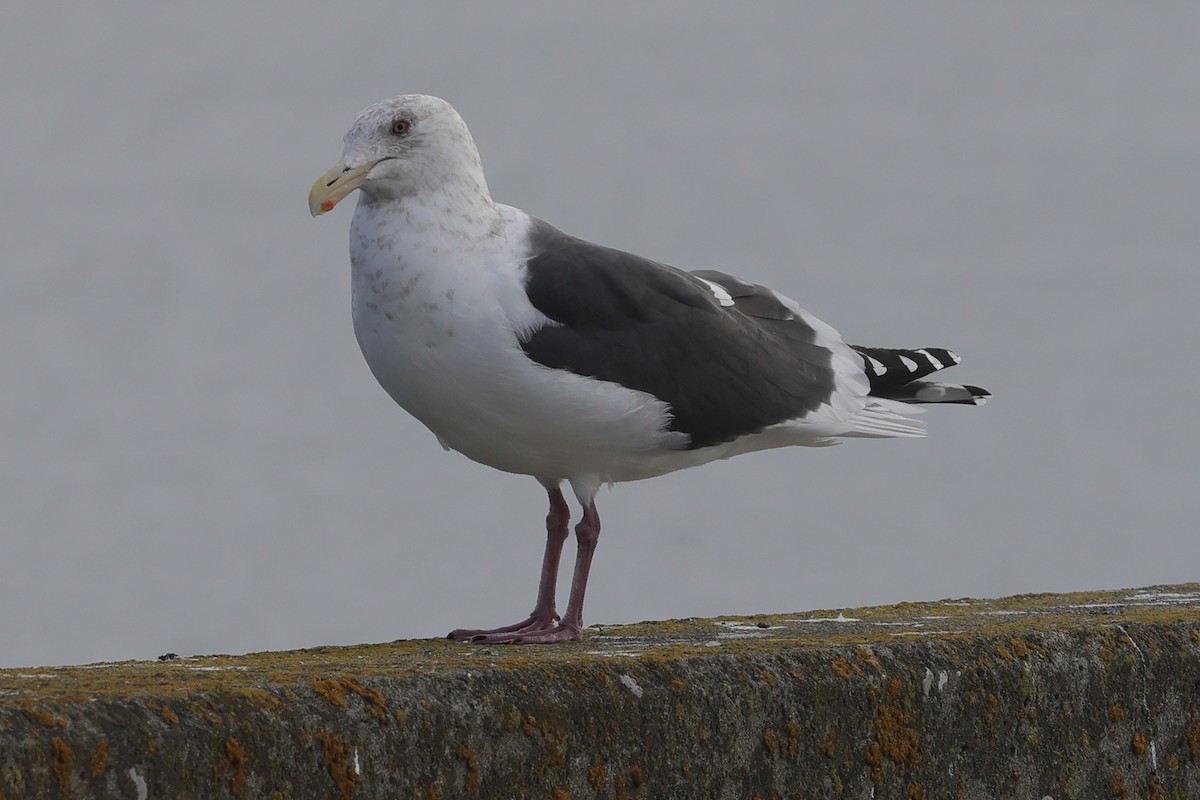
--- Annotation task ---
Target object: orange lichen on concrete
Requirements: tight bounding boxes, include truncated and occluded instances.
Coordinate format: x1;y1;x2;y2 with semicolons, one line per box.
1186;720;1200;760
348;679;388;720
50;737;73;792
457;745;479;792
311;678;347;709
820;727;836;758
550;787;570;800
311;675;388;718
1110;706;1126;723
865;740;883;778
1112;769;1128;799
160;704;179;724
539;719;568;766
762;727;777;753
855;646;881;671
830;656;855;678
872;703;920;778
225;737;248;795
781;721;800;758
20;703;60;728
1132;732;1148;756
89;739;108;777
316;731;360;800
336;677;387;720
983;693;999;731
587;762;606;791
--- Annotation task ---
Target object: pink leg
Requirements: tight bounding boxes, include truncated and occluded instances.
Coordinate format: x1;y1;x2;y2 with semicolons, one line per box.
447;486;570;640
471;502;601;645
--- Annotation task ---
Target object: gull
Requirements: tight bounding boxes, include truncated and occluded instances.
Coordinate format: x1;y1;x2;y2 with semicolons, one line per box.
309;94;988;644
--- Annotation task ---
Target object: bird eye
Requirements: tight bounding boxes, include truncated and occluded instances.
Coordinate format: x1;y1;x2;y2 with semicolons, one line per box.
390;117;412;137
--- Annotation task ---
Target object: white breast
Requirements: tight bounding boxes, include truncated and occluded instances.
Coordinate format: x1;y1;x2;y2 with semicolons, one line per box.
348;198;685;482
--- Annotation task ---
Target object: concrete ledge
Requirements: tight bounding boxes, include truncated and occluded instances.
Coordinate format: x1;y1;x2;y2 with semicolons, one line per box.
3;585;1199;799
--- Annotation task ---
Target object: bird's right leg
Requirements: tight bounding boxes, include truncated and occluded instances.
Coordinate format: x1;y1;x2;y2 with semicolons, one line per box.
447;483;569;640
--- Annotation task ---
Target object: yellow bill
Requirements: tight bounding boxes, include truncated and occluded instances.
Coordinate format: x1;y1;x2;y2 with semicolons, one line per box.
308;160;382;217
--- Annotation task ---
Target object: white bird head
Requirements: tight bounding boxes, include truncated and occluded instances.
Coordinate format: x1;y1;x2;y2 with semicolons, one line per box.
309;94;490;216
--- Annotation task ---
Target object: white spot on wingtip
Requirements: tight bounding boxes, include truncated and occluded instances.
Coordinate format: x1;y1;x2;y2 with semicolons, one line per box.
914;348;944;370
698;278;735;307
867;356;886;376
899;355;919;371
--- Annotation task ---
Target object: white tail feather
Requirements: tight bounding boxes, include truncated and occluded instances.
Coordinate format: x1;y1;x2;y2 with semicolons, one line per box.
843;399;928;439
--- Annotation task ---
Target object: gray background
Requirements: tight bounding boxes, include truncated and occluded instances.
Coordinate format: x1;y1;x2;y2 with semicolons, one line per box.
3;3;1197;669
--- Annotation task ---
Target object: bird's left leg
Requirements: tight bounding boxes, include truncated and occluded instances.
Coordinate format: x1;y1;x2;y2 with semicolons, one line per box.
506;501;600;643
475;500;601;645
447;482;570;640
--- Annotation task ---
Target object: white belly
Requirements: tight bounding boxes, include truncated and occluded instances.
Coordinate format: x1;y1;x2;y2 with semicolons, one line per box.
354;308;691;480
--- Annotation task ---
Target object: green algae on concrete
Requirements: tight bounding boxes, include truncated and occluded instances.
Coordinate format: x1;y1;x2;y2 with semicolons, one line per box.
2;584;1198;798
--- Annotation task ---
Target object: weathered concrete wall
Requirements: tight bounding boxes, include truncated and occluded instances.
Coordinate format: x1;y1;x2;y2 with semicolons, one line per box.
2;585;1198;799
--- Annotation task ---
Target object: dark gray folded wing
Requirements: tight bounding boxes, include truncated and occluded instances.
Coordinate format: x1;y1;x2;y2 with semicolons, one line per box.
518;219;840;449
